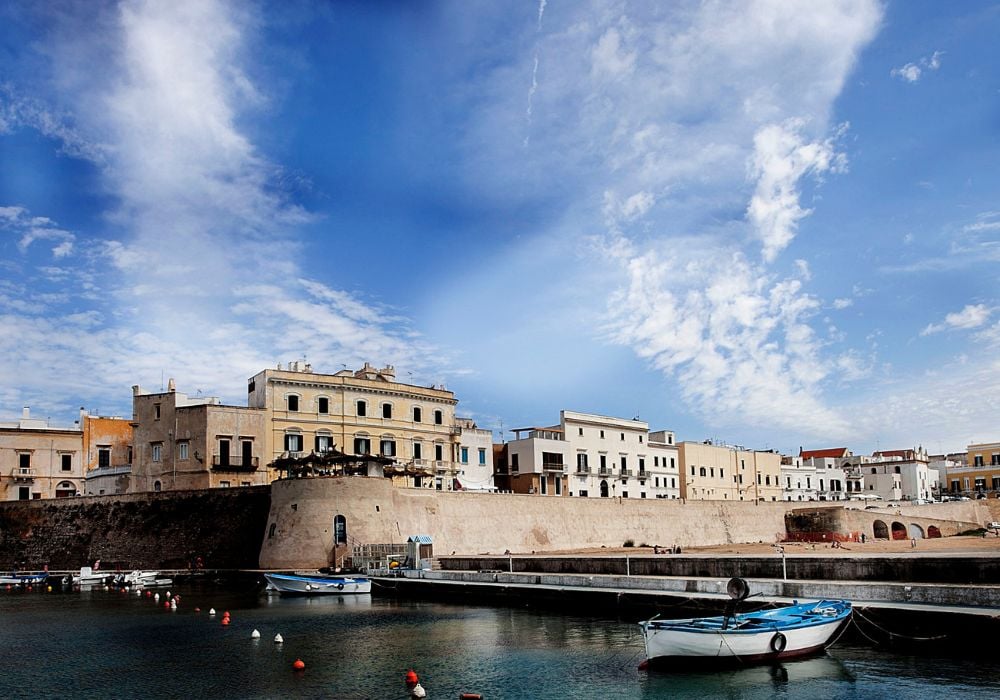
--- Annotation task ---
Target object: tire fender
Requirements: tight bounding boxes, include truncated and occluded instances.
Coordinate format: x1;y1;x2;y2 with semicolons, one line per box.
770;632;787;654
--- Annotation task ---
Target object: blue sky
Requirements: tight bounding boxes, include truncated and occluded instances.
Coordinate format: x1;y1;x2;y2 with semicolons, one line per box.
1;1;998;456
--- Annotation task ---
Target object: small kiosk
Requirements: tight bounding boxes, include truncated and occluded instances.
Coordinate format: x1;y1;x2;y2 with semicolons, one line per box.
407;535;434;569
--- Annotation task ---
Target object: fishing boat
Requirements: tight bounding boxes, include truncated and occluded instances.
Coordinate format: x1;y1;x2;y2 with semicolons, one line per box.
1;571;48;586
72;566;109;586
110;571;173;588
639;578;852;667
263;571;371;595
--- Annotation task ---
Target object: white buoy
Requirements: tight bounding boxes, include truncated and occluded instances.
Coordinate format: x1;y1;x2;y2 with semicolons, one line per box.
170;600;177;609
166;591;171;598
154;593;160;601
251;629;261;639
209;608;216;615
274;633;283;644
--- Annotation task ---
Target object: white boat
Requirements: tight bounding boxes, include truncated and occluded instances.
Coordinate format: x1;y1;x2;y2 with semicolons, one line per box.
111;570;173;588
639;578;852;667
72;566;109;586
263;572;372;595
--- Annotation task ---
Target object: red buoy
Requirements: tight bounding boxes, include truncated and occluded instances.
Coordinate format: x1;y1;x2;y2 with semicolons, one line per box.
164;601;170;608
292;659;305;671
405;670;419;687
459;694;483;700
221;618;230;626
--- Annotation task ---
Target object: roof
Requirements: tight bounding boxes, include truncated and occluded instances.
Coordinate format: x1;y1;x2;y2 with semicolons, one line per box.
800;447;849;460
407;535;433;544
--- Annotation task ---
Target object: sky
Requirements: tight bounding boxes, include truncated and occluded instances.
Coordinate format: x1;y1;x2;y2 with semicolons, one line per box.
1;0;998;457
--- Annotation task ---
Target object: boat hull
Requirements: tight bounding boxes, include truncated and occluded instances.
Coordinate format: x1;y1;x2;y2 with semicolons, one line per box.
263;573;372;595
0;573;48;585
641;600;851;666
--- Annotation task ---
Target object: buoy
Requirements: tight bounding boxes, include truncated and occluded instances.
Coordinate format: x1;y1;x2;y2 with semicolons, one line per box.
47;586;52;592
164;601;170;608
223;610;230;617
222;618;230;626
274;633;283;644
459;694;483;700
166;591;171;598
209;608;216;615
145;591;151;597
194;607;201;612
251;629;260;639
292;659;305;671
154;593;160;601
405;670;419;687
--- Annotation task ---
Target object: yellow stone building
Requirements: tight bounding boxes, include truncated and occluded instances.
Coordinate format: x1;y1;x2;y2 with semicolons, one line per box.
946;441;1000;496
679;441;783;502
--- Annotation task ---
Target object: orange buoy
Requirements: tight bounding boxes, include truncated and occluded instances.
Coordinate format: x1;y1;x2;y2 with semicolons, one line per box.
292;659;305;671
405;670;419;687
459;694;483;700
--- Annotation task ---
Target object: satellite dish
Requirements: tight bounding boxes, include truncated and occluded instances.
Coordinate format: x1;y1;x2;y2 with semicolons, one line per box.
727;577;750;601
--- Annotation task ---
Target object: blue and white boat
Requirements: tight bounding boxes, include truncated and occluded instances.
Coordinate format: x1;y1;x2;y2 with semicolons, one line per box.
640;579;851;666
0;571;48;586
263;571;371;595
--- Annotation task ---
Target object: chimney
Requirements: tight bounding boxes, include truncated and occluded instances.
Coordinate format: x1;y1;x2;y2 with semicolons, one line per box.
22;407;30;419
132;385;141;396
168;378;176;392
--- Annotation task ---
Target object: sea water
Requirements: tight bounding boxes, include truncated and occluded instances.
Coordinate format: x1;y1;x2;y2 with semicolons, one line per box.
1;584;997;699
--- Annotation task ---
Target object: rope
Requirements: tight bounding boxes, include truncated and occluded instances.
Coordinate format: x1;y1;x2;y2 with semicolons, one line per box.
852;607;949;642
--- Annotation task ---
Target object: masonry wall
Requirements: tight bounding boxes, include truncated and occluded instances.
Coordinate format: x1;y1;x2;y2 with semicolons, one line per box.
0;487;270;570
258;476;796;569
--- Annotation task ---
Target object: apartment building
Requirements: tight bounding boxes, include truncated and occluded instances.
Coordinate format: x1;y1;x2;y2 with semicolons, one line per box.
680;441;782;502
247;362;470;491
81;411;134;495
505;410;680;499
0;407;84;500
946;441;1000;496
800;448;850;501
780;454;818;501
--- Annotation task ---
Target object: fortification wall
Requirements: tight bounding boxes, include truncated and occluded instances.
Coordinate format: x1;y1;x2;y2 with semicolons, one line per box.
0;487;271;570
258;476;793;568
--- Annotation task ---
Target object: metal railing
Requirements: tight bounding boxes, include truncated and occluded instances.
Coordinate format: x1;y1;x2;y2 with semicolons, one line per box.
211;455;259;472
542;462;565;472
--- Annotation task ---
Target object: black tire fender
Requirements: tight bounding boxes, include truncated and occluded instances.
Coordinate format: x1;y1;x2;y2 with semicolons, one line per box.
770;632;787;654
337;583;344;590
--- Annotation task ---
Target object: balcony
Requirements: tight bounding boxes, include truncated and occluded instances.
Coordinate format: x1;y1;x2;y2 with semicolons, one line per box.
598;467;612;477
637;469;648;478
211;455;259;472
542;461;566;473
575;465;592;475
10;467;36;481
619;468;633;479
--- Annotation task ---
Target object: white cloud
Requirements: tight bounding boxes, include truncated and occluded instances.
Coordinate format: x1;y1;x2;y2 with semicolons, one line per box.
891;50;944;83
591;27;636;80
921;303;992;336
832;298;852;310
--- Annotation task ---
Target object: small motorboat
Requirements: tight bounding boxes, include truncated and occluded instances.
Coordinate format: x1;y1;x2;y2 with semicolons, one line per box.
0;571;48;586
263;571;371;596
72;566;109;586
639;578;852;666
110;571;173;588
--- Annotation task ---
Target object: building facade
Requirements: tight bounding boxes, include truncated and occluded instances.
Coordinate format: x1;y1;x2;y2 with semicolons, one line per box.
680;441;783;502
81;411;134;496
247;362;469;491
946;441;1000;496
799;448;850;501
780;455;818;501
0;407;84;500
131;381;268;492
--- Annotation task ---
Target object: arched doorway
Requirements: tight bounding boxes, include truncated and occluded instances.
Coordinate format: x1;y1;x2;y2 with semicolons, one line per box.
873;520;888;539
333;514;347;545
600;480;609;498
927;525;941;538
908;523;925;540
154;481;161;492
891;521;907;540
55;481;76;498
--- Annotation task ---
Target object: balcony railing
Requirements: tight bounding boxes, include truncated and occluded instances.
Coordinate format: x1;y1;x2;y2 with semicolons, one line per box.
11;467;36;480
542;462;565;473
212;455;259;472
637;469;647;478
598;467;611;476
619;468;633;478
575;465;592;474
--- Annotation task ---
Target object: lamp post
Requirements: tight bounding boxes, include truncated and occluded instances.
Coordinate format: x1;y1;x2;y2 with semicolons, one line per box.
773;544;787;581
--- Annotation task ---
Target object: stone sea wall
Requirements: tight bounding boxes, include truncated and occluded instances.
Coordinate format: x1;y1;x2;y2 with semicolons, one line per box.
0;487;271;570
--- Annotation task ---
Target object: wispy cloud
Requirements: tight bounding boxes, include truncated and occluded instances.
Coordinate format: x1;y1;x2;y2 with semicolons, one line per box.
890;50;944;83
921;303;992;336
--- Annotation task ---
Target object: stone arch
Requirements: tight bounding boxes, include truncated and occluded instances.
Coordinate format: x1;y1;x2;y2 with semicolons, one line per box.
927;525;941;538
600;480;609;498
55;480;77;498
873;520;888;539
891;521;907;540
908;523;925;540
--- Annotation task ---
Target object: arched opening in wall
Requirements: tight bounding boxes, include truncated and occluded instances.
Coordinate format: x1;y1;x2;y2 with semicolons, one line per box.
873;520;888;539
908;523;925;540
55;481;76;498
154;481;162;492
600;480;609;498
927;525;941;538
333;514;347;545
891;521;907;540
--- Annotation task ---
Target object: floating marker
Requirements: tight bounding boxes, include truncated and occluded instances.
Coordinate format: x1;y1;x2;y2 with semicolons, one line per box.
154;593;160;601
164;601;170;608
209;608;216;615
222;618;230;626
195;607;201;612
47;586;52;592
274;633;283;644
292;659;305;671
251;629;260;639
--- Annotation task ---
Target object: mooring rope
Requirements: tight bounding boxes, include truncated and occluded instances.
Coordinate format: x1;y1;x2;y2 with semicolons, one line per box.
852;606;949;642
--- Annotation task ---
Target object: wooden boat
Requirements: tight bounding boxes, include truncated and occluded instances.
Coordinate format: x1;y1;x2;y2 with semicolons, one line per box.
639;578;852;666
1;571;48;585
263;571;371;595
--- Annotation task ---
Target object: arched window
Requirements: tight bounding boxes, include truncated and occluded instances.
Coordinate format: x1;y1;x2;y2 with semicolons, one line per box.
333;514;347;544
600;480;609;498
871;467;877;475
154;480;162;492
894;466;901;474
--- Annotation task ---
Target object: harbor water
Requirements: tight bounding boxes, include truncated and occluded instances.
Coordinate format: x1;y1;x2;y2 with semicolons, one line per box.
2;583;998;699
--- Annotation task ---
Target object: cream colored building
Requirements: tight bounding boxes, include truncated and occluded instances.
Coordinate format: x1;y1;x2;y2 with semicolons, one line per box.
131;381;268;492
0;407;84;500
949;441;1000;496
82;411;134;496
247;362;464;491
679;441;783;502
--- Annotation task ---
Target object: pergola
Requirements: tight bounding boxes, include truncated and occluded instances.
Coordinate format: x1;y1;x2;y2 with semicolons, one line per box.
268;449;434;480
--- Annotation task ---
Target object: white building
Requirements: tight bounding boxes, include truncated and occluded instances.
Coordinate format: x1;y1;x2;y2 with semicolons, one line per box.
455;418;495;491
799;448;849;501
780;455;818;501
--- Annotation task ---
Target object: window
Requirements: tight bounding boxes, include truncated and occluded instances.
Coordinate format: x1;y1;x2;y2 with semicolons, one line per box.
620;432;625;441
154;403;161;420
284;433;303;453
413;442;422;459
639;458;645;472
710;467;714;477
894;466;901;474
578;427;583;436
540;477;547;495
318;397;329;414
61;454;72;472
357;400;367;417
219;438;231;466
699;467;706;477
354;437;371;455
765;475;771;485
435;444;444;461
178;442;189;460
620;456;627;469
287;395;299;412
871;467;877;475
151;444;162;462
690;465;695;476
413;407;422;422
600;455;607;471
98;447;111;468
671;477;676;488
511;453;519;470
461;447;469;463
153;481;161;492
600;430;605;439
382;403;392;419
479;448;486;465
555;478;562;495
380;439;396;457
219;481;231;488
668;435;673;445
241;440;253;467
670;458;675;469
974;455;984;467
639;435;643;443
580;490;588;497
434;409;443;425
577;453;589;469
315;434;332;453
720;469;724;479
